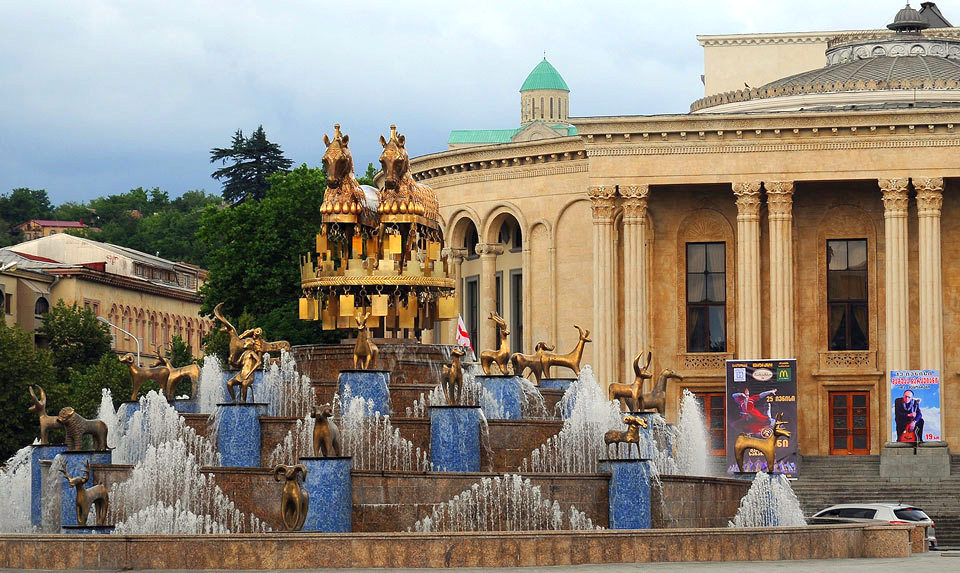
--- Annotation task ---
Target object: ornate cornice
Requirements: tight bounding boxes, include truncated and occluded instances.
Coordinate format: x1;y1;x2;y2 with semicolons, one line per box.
475;243;505;257
697;31;845;48
733;181;762;219
765;181;794;220
915;177;945;217
424;163;587;188
442;247;469;264
879;178;910;216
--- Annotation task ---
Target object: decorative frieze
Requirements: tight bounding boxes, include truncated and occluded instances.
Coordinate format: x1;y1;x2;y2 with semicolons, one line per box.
682;353;730;371
820;351;875;371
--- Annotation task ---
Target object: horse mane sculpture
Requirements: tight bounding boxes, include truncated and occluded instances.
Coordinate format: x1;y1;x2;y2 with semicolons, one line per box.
28;385;59;444
608;351;653;411
310;404;341;457
60;460;109;526
443;346;466;403
274;464;309;531
603;414;649;460
540;325;592;377
319;124;368;217
480;313;511;375
352;311;379;370
735;412;791;473
510;342;553;385
57;407;109;451
150;345;200;399
119;353;172;401
638;368;683;415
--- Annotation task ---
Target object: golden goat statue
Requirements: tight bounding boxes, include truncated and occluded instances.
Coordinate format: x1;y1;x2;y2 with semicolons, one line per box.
28;385;59;445
603;414;649;460
540;325;591;377
608;352;653;411
735;412;791;473
310;405;342;457
274;464;309;531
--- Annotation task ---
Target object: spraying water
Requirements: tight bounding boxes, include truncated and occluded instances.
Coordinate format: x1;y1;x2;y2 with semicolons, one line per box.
115;500;230;534
411;473;600;532
0;445;34;532
728;471;806;527
197;355;227;413
673;389;709;476
259;351;316;417
109;391;219;466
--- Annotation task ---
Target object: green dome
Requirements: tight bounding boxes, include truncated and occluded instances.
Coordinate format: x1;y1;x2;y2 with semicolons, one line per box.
520;58;569;92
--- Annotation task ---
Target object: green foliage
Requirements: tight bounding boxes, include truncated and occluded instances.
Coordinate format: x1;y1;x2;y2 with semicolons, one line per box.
0;321;56;460
36;301;113;380
166;334;195;368
357;163;378;186
67;354;131;417
210;126;293;203
201;329;230;366
0;187;53;226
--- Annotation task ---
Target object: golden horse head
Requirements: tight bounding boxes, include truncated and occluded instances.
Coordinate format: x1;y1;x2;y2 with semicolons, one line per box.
378;124;409;190
322;124;355;187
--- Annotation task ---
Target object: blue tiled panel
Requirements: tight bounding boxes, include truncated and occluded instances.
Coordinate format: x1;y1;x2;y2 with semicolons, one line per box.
30;444;66;527
171;400;199;414
300;457;352;532
608;459;652;530
429;406;481;472
59;451;112;527
221;370;266;403
338;370;391;416
61;525;114;534
216;403;266;467
539;378;575;391
477;375;523;419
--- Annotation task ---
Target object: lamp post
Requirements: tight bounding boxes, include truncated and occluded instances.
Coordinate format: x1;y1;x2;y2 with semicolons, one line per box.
97;316;141;366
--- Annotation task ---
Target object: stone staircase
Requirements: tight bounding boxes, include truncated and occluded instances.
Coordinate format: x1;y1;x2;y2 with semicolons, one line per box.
790;454;960;546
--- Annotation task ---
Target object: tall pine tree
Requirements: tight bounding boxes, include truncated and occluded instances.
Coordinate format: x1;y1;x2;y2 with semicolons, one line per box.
210;126;293;203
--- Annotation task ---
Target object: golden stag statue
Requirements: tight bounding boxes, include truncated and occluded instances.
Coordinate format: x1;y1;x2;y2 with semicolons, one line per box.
58;407;109;451
735;412;791;473
638;368;683;415
150;345;200;398
352;311;379;370
60;460;109;526
443;346;466;403
608;352;653;411
603;414;649;459
510;342;552;384
274;464;309;531
119;353;172;401
310;405;342;457
480;313;511;375
27;385;59;444
540;325;591;377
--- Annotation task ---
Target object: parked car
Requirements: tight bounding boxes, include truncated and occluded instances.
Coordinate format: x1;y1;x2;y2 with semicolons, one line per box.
811;503;936;548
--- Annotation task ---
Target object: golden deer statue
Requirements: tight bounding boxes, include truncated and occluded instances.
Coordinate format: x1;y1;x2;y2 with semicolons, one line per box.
510;342;552;384
638;368;683;415
60;460;109;526
310;404;342;457
608;352;653;411
603;414;649;459
735;412;791;473
443;346;467;403
150;345;200;399
274;464;309;531
27;385;59;444
540;325;592;377
119;353;172;401
352;312;379;370
480;313;511;375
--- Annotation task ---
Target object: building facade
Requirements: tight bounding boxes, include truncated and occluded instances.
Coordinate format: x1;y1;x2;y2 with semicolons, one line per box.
414;4;960;456
11;219;97;241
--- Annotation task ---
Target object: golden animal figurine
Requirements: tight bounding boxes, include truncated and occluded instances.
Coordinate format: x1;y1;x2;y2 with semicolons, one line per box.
58;407;108;451
150;345;201;398
213;302;290;370
310;405;342;457
638;368;683;415
510;342;552;384
735;412;791;473
227;337;262;403
60;460;109;526
318;124;374;257
442;347;466;403
274;464;309;531
480;313;512;375
540;325;592;377
608;352;653;411
603;414;649;459
28;385;59;445
119;353;172;401
352;312;379;370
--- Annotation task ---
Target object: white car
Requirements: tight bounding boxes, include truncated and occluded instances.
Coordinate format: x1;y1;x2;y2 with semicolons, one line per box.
811;503;936;548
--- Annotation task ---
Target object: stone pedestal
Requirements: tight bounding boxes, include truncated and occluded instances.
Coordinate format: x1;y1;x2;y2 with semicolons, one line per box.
119;401;140;424
221;370;266;402
477;375;523;419
216;403;266;467
880;441;950;481
30;444;66;527
299;456;352;532
429;406;481;472
607;458;653;530
59;451;112;527
62;525;114;534
539;378;575;391
170;399;199;414
338;370;391;416
732;471;759;481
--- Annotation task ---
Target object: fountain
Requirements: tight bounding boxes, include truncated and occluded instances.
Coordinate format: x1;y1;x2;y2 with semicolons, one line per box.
729;471;806;528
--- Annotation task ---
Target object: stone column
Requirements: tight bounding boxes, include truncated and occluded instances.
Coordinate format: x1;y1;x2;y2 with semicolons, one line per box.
879;179;910;373
522;242;533;353
621;184;650;379
589;185;618;388
475;243;504;354
733;181;763;359
766;181;795;358
442;247;468;344
915;177;944;374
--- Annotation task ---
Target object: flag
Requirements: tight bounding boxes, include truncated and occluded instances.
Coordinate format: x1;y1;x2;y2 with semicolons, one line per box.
456;314;473;355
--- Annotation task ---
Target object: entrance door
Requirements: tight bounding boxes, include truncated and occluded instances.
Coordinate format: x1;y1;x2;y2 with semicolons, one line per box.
694;392;726;455
829;391;870;454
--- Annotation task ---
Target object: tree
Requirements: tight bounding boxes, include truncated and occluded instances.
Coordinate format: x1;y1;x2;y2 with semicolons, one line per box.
0;187;53;227
166;334;195;368
0;321;56;460
210;126;293;203
67;354;131;419
357;163;378;186
36;301;113;381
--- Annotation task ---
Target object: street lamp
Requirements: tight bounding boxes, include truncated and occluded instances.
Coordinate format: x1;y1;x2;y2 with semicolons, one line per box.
97;316;141;366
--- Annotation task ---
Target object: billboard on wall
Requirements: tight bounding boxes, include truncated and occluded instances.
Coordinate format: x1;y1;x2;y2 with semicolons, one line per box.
725;359;799;478
890;370;941;443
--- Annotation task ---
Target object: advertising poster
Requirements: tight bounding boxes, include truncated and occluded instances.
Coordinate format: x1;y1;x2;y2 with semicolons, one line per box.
725;359;799;477
890;370;941;443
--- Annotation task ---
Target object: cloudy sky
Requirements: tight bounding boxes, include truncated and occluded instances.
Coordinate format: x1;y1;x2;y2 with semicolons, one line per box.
0;1;946;204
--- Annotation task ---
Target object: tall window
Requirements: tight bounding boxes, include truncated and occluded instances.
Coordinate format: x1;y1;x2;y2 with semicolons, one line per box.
510;270;523;353
686;242;726;352
495;271;503;317
827;239;868;350
34;297;49;317
464;276;479;352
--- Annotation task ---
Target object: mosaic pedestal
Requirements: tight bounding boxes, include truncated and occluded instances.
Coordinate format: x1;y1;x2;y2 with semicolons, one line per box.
539;378;576;391
216;403;266;467
221;370;266;403
61;525;114;534
606;458;653;530
119;401;140;424
300;456;352;532
429;406;481;472
30;444;66;527
338;370;390;416
477;375;523;419
171;399;199;414
59;451;112;527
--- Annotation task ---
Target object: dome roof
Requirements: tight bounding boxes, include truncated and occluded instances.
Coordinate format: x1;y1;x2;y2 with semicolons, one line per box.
888;4;928;31
763;54;960;89
520;59;569;92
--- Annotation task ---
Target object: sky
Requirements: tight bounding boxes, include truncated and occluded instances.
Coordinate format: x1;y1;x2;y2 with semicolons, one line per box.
0;0;949;205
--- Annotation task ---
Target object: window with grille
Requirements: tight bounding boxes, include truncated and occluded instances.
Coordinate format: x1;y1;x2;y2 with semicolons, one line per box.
686;242;726;352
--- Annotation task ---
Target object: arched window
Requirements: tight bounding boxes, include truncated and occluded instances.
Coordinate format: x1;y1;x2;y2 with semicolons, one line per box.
550;97;554;119
34;297;49;316
540;97;544;119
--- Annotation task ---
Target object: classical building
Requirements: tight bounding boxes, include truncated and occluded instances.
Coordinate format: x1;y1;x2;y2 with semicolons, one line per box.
1;234;213;358
413;3;960;456
11;219;98;241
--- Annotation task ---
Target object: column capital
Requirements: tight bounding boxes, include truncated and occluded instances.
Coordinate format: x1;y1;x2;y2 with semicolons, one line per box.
879;178;910;217
587;185;617;201
914;177;945;218
475;243;504;257
442;247;469;263
621;185;650;221
765;181;794;219
588;185;618;222
733;181;762;219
